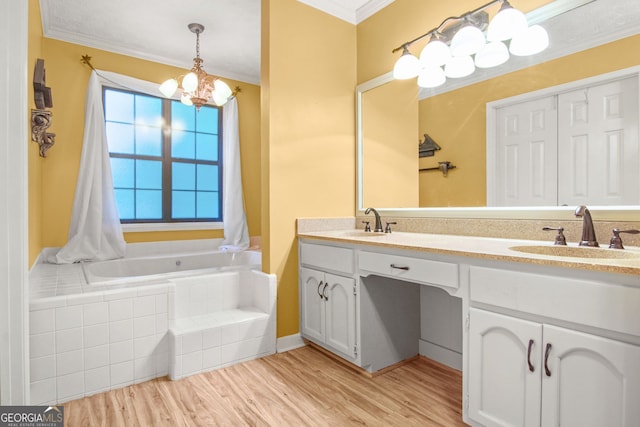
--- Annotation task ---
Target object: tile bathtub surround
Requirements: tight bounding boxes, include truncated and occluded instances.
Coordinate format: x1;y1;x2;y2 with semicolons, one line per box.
29;284;171;405
167;270;277;381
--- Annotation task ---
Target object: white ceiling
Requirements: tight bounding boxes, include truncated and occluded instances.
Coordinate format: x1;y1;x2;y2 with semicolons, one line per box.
39;0;392;85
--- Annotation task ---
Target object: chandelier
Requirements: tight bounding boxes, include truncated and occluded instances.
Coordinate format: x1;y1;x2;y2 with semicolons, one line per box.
392;0;549;88
159;23;233;110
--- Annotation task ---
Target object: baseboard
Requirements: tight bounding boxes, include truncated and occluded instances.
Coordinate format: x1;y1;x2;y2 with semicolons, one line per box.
419;339;462;371
276;333;306;353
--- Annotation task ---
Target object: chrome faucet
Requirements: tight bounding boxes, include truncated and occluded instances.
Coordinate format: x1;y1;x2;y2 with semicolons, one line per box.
574;205;599;247
364;207;384;232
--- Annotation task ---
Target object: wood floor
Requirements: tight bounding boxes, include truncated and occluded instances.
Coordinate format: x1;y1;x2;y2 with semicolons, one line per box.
63;346;466;426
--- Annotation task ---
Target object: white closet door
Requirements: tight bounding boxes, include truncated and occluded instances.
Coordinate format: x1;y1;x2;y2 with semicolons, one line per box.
494;96;558;206
558;76;639;206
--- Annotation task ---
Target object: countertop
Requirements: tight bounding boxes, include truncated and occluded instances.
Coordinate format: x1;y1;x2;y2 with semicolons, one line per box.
297;230;640;277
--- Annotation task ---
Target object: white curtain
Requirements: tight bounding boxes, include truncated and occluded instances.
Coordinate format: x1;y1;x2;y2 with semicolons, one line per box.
219;97;250;251
47;71;126;263
48;70;249;262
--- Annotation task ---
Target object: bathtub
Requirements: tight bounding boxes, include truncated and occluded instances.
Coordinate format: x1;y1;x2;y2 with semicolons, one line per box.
29;244;274;405
82;250;262;285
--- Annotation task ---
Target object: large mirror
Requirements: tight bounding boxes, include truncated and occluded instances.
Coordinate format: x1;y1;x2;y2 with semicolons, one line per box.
357;0;640;220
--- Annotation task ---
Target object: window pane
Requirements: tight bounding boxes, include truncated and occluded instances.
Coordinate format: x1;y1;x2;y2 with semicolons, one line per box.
136;190;162;219
196;133;218;161
135;95;162;127
196;107;218;134
135;125;162;156
136;160;162;189
172;163;195;190
114;189;134;220
172;130;195;159
197;164;218;191
172;191;195;218
172;101;195;131
106;122;134;154
105;90;134;123
110;158;134;188
197;191;219;218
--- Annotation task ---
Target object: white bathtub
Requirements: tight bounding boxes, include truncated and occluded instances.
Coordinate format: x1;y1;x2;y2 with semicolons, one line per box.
82;250;262;285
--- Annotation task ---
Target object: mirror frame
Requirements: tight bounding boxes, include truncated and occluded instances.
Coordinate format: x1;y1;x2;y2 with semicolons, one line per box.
357;73;640;221
356;0;640;221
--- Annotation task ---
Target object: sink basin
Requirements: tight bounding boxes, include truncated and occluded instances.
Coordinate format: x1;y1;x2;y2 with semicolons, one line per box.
509;245;640;260
339;231;388;238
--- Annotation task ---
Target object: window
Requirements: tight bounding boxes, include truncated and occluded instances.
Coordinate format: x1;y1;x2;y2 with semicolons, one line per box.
103;87;223;223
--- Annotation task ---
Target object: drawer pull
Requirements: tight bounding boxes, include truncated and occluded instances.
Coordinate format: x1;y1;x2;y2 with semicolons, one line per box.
544;343;552;377
527;339;535;372
317;280;324;299
322;283;329;301
390;264;410;271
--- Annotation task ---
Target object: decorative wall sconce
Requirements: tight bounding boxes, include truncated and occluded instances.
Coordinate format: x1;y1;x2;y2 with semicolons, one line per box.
32;58;56;157
419;133;441;158
392;0;549;88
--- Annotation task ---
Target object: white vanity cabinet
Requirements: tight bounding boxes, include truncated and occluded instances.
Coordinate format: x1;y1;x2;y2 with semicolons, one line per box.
468;266;640;427
299;242;357;361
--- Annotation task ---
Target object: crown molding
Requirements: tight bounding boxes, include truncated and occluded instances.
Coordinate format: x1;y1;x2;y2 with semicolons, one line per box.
297;0;393;25
356;0;395;24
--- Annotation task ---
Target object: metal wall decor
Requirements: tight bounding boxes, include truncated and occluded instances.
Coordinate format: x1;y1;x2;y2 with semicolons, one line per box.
32;58;56;157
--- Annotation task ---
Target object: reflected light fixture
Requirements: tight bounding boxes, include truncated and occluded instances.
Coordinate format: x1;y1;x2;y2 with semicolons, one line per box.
159;23;233;110
391;0;548;89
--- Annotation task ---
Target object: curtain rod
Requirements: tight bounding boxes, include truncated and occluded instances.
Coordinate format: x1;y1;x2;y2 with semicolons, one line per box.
80;54;241;98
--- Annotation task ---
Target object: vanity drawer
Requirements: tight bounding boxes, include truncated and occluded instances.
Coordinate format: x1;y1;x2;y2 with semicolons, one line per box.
300;242;354;274
358;251;458;289
470;266;640;337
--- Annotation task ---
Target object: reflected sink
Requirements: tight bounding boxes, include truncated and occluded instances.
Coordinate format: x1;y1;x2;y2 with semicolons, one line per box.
339;231;388;238
509;245;640;260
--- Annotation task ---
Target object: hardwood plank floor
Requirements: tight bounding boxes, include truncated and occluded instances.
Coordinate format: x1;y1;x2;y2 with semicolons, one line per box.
63;346;466;426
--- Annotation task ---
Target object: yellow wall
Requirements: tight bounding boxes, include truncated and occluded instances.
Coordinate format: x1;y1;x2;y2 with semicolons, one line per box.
28;0;44;265
26;34;261;263
362;78;418;208
262;0;356;337
419;34;640;206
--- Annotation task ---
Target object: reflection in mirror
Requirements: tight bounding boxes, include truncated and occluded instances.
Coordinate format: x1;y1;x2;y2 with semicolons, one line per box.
357;0;640;220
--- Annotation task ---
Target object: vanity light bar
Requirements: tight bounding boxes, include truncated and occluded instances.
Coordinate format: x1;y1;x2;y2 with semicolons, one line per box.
392;0;550;87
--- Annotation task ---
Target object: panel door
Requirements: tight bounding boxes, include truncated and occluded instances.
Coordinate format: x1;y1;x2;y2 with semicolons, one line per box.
558;76;640;206
493;96;558;206
468;308;543;427
324;273;356;358
300;267;325;343
541;325;640;427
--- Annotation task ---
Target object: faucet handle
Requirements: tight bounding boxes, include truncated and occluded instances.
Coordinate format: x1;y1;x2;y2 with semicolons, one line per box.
542;226;567;245
385;221;397;234
608;228;640;249
362;221;371;232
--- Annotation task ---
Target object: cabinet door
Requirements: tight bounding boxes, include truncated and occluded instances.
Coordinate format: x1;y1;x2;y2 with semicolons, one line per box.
469;308;542;427
324;273;356;358
300;267;325;342
541;325;640;427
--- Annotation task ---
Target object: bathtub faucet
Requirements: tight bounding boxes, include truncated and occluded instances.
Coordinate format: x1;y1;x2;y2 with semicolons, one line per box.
364;207;383;233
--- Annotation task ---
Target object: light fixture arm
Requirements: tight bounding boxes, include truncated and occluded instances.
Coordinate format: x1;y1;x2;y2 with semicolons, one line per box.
391;0;504;53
